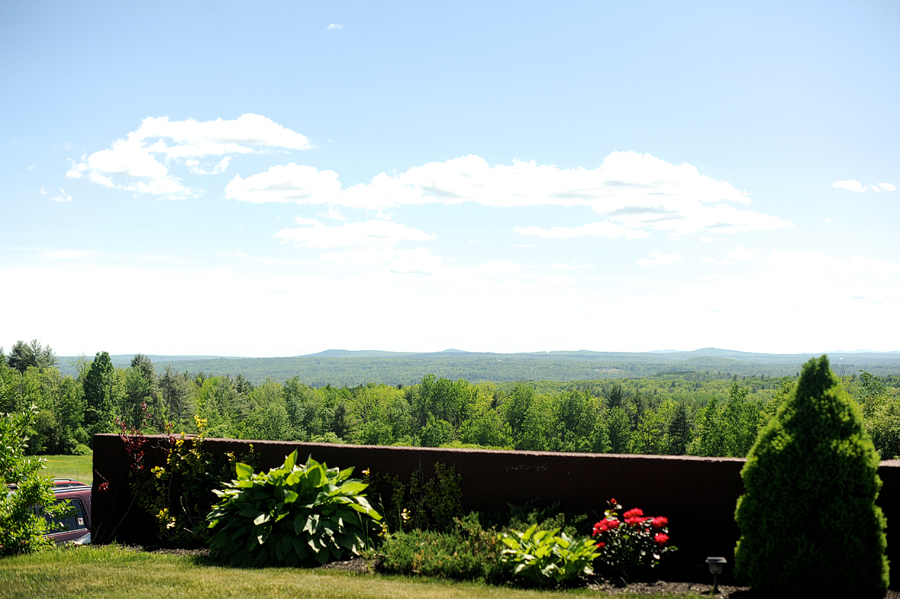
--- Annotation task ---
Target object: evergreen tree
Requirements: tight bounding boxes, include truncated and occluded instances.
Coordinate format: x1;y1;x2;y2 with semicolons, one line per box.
734;356;888;596
82;351;116;441
6;340;57;373
666;402;691;455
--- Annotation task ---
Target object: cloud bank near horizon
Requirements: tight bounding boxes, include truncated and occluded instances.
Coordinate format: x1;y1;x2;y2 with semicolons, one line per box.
226;151;793;237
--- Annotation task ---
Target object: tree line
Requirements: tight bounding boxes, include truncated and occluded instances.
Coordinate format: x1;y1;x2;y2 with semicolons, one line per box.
2;340;899;460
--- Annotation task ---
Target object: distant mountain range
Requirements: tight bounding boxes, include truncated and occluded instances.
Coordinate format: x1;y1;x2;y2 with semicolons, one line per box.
56;347;900;386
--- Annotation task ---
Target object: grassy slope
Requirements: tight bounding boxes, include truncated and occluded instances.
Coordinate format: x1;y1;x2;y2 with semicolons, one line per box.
0;546;699;599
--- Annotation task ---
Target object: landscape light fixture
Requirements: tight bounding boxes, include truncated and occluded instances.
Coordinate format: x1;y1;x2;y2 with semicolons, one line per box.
705;556;727;594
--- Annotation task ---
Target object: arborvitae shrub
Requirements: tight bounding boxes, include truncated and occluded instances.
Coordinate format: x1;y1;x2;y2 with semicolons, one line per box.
734;355;889;597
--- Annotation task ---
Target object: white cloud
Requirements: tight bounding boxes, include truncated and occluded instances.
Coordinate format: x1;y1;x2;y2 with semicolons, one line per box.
698;236;713;243
228;152;791;236
292;216;320;226
552;262;592;270
832;180;896;193
324;206;347;221
635;251;683;266
226;163;342;204
273;219;435;249
833;180;867;192
513;221;648;239
51;189;72;203
39;187;46;194
67;114;309;199
187;156;230;175
327;24;343;30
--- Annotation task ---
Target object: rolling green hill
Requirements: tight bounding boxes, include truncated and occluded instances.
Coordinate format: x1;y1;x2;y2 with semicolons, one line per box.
57;348;900;386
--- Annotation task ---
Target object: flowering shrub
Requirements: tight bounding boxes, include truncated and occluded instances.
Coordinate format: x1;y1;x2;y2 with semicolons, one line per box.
591;498;676;582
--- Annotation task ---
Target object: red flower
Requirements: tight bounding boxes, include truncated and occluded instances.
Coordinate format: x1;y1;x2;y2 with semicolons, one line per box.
625;516;648;526
654;533;669;545
98;482;109;492
623;508;644;519
651;516;668;529
610;498;616;504
596;542;605;549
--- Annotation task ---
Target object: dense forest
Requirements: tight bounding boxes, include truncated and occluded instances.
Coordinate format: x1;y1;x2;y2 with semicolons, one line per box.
55;347;900;385
3;340;900;460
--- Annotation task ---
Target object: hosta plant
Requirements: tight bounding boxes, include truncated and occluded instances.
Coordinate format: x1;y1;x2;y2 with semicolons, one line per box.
207;451;382;567
498;524;601;587
591;498;676;583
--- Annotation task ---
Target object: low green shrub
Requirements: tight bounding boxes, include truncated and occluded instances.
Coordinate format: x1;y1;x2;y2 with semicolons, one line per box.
373;513;503;581
207;451;382;567
498;524;600;588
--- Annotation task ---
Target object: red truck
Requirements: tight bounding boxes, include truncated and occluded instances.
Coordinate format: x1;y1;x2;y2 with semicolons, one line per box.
44;480;92;545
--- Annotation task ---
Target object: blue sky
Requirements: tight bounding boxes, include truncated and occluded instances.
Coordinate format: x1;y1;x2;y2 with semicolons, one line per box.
2;1;898;357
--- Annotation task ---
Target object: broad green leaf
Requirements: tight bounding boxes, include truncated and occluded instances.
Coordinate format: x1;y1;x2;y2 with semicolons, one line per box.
283;450;298;471
235;462;254;479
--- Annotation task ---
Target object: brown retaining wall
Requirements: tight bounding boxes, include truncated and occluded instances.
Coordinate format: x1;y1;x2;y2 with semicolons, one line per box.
91;433;900;586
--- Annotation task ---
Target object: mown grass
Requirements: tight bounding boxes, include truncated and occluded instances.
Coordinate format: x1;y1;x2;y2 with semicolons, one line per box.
0;546;706;599
38;455;93;484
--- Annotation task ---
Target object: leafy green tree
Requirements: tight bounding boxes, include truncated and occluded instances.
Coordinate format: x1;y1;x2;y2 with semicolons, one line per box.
722;382;761;457
689;397;727;456
503;383;535;438
239;400;292;441
552;390;599;452
605;406;632;454
283;377;328;440
867;397;900;460
734;356;889;596
459;385;511;448
411;374;476;432
29;368;86;454
194;376;243;437
631;403;666;455
516;393;554;451
420;414;454;447
0;406;70;555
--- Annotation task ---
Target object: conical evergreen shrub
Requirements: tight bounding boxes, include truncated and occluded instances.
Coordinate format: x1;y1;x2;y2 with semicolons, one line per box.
734;355;888;597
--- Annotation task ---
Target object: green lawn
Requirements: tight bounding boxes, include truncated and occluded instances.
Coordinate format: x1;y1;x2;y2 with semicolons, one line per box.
0;546;703;599
38;455;93;485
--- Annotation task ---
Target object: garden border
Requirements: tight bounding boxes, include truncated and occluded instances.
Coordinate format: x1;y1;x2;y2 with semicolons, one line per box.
91;434;899;587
